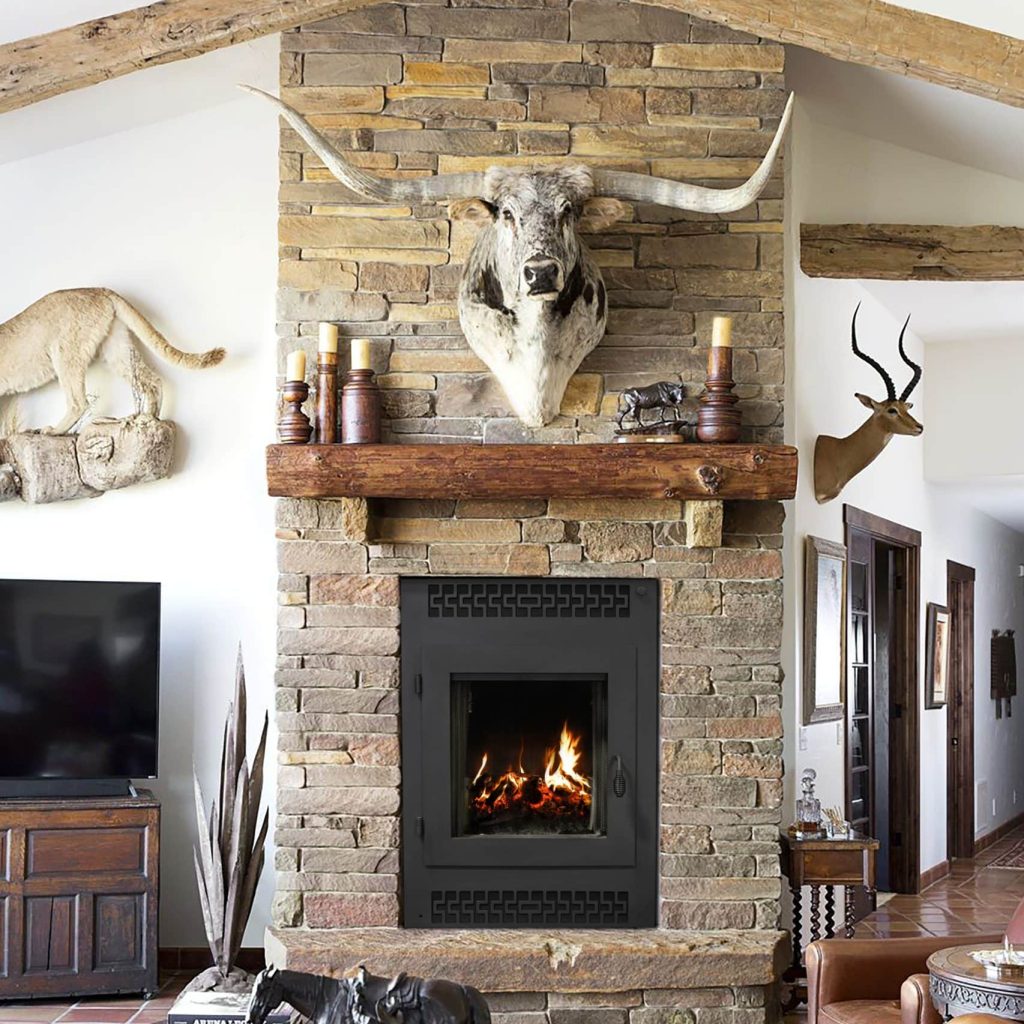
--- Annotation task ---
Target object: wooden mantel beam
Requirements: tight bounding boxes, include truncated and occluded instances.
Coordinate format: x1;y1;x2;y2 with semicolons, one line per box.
0;0;380;115
801;223;1024;281
4;0;1024;117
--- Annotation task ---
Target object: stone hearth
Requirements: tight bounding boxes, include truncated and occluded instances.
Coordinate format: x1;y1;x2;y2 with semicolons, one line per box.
272;0;787;1018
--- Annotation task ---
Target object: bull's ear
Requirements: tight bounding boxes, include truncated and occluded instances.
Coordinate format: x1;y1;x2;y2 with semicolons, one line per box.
579;197;630;233
450;198;496;223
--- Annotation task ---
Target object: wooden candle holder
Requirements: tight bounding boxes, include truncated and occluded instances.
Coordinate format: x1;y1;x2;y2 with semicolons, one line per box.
316;351;339;444
341;369;381;444
278;380;313;444
696;346;741;443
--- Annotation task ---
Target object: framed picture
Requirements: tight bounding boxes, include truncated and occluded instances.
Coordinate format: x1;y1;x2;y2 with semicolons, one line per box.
803;535;847;725
926;602;951;709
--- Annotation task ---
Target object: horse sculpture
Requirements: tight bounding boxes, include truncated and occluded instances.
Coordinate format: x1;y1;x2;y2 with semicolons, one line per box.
247;965;491;1024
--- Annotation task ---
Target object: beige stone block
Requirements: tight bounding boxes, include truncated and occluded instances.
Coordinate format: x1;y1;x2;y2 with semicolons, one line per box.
530;86;645;125
672;269;783;298
306;114;423;131
360;263;429;293
305;893;397;928
279;260;357;291
309;574;399;606
428;543;550;575
385;84;488;100
404;62;490;86
580;522;653;563
582;42;652;67
685;500;724;548
663;579;722;615
639;233;758;270
571;124;708;157
389;302;459;323
706;714;783;740
335;497;369;542
280;216;448;250
378;373;436;390
407;7;568;40
278;541;367;574
278;751;355;766
608;68;760;88
437;155;648;173
592;249;635;268
712;549;783;580
277;626;399;657
310;205;413;219
303;166;432;183
374;518;520;544
389;350;486;373
497;121;571;132
444;40;583;64
648;157;763;180
558;374;603;416
301;247;449;266
455;499;547;518
652;44;785;71
280;85;384;114
549;498;684;521
304;53;403;86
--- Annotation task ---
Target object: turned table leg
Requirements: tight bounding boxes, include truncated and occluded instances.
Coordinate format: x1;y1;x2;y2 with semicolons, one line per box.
791;882;803;970
810;885;822;943
844;885;856;939
824;886;836;938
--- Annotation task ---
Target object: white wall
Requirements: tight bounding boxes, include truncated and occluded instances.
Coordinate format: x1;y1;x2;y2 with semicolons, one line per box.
0;40;280;945
784;108;1024;883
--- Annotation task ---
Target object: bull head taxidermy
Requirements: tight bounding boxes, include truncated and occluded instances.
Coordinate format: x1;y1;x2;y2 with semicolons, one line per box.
813;304;923;504
245;86;794;426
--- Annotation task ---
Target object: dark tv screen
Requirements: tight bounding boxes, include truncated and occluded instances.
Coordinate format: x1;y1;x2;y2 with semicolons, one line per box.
0;580;160;780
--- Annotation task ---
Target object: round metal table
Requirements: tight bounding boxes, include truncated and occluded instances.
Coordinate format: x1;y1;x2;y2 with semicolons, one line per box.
928;944;1024;1021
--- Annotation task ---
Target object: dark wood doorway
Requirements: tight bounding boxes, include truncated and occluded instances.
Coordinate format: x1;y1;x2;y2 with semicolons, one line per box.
947;560;976;861
844;505;921;897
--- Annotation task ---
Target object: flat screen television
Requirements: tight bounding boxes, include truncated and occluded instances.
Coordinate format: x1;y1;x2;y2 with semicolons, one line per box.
0;579;160;795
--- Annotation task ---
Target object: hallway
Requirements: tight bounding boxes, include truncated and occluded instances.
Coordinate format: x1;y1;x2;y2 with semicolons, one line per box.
855;825;1024;938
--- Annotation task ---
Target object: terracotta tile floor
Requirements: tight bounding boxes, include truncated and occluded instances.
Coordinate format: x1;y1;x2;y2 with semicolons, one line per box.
0;972;187;1021
854;824;1024;938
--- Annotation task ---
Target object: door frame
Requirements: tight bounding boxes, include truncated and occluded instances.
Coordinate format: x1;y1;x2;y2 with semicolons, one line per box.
844;504;922;893
946;560;976;861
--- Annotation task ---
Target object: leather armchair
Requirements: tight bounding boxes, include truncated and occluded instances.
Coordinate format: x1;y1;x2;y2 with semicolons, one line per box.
806;934;1002;1024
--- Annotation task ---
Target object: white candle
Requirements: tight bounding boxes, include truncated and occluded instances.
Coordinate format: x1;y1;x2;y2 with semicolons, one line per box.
318;322;339;353
351;337;371;371
286;349;306;382
712;315;733;348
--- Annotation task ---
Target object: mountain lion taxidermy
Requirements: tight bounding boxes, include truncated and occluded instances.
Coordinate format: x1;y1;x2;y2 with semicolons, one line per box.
0;288;226;435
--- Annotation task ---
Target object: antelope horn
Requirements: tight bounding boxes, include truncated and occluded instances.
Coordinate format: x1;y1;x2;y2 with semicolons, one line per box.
850;303;896;400
896;314;922;401
241;86;486;203
591;93;794;213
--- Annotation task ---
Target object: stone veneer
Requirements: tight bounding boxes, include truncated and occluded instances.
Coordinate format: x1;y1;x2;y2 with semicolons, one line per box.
273;0;786;1019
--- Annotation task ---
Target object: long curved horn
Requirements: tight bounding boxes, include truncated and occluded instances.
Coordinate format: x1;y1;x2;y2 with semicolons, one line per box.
896;314;922;401
850;303;896;400
241;86;486;203
591;93;794;213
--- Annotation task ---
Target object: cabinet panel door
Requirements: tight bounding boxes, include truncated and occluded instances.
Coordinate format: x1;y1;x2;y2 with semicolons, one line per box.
27;829;146;877
24;896;78;974
94;894;144;972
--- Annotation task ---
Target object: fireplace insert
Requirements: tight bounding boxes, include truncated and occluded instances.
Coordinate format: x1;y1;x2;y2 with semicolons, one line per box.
400;577;659;928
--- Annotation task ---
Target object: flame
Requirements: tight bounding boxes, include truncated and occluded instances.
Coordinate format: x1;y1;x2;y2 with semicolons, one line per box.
469;722;591;829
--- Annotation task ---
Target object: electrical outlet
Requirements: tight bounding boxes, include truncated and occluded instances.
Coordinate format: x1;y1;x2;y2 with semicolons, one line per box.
799;728;808;752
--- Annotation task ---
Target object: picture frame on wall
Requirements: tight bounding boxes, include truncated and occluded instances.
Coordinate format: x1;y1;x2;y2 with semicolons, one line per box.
926;602;951;709
803;535;847;725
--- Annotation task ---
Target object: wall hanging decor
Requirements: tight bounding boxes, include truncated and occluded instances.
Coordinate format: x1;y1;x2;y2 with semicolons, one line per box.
991;629;1017;718
614;378;687;442
246;86;793;428
803;535;847;725
925;602;951;709
814;304;923;503
0;287;224;504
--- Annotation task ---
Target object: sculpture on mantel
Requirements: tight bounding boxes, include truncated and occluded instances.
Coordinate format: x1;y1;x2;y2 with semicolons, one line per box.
247;966;491;1024
0;288;225;504
813;305;923;504
244;85;793;428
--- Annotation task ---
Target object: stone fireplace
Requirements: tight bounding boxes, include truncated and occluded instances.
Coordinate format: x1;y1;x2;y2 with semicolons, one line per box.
272;0;788;1019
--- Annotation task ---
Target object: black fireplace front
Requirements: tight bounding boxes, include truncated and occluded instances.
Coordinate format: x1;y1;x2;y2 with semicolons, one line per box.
400;577;659;928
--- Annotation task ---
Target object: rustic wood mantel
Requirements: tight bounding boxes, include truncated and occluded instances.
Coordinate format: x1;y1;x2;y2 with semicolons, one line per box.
266;443;797;501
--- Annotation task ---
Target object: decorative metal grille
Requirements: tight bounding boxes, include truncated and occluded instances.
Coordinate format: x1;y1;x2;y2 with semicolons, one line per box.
429;889;629;926
426;581;631;619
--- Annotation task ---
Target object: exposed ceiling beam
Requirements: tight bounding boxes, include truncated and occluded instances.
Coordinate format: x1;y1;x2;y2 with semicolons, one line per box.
3;0;1024;117
801;223;1024;281
0;0;378;115
658;0;1024;109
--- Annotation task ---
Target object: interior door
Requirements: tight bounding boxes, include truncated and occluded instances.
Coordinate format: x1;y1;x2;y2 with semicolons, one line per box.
947;561;976;860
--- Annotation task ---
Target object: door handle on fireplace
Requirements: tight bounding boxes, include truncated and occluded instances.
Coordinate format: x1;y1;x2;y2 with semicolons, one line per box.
611;755;627;798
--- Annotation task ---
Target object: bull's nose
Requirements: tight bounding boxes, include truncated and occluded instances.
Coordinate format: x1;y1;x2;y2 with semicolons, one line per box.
523;258;563;296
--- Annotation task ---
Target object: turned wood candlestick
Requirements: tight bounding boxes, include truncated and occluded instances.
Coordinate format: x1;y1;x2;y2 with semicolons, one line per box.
696;345;741;443
278;380;313;444
316;351;339;444
341;369;381;444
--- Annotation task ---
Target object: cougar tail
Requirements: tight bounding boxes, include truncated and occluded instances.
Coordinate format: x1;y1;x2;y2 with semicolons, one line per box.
106;291;226;369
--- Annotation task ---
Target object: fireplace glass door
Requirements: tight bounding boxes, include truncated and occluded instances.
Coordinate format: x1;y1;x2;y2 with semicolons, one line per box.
452;676;607;838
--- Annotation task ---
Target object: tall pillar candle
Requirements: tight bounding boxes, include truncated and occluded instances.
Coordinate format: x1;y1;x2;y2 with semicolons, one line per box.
341;338;381;444
696;315;741;443
316;323;339;444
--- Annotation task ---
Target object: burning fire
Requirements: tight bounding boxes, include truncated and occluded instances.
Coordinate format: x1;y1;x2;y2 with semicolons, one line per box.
469;723;592;828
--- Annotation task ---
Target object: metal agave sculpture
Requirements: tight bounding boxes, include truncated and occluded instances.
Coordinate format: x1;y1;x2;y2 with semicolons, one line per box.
193;649;269;985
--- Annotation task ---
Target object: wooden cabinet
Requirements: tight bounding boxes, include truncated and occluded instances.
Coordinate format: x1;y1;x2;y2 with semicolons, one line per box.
0;792;159;1000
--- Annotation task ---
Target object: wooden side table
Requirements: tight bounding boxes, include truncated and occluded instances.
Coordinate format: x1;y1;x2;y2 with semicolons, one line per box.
780;831;880;1004
928;945;1024;1021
